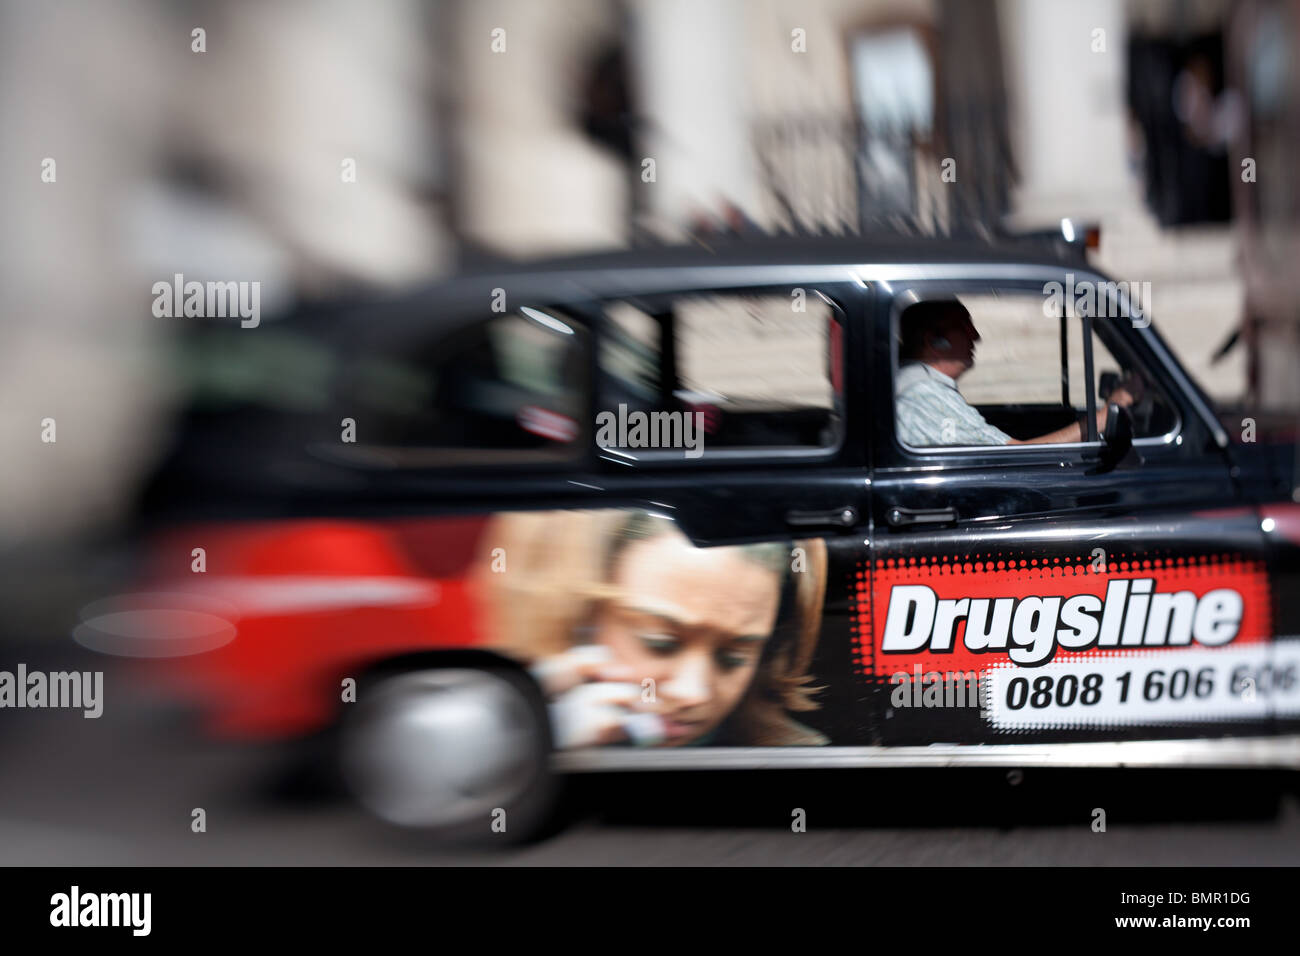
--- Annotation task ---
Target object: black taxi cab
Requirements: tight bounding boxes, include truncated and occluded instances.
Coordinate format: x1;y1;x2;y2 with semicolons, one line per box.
110;234;1300;838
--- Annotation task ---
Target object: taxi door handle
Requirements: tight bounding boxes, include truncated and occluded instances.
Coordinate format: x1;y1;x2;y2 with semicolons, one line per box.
887;506;958;528
785;506;858;529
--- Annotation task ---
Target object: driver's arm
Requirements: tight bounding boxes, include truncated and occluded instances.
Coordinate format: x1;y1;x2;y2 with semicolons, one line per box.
1006;385;1136;445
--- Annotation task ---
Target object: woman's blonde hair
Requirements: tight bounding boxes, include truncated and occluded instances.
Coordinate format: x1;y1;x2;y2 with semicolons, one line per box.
471;509;828;746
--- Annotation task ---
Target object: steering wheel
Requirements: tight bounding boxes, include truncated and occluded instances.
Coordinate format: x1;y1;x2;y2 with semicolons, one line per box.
1100;368;1153;435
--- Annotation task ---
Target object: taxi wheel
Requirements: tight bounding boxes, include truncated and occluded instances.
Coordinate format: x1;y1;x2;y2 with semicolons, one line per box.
339;667;556;843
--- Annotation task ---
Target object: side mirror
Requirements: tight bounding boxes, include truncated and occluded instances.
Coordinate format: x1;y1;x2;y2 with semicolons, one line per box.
1097;402;1132;472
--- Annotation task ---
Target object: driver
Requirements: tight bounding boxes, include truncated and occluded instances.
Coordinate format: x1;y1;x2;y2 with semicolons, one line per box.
895;300;1137;447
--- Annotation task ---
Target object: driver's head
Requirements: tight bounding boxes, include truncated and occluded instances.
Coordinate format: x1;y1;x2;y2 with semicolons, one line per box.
900;300;980;376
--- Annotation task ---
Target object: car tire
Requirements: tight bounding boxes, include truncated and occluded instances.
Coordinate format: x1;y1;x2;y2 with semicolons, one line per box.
339;666;556;845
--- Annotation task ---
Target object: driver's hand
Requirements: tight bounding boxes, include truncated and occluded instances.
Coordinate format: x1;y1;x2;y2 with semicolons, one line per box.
1113;371;1145;406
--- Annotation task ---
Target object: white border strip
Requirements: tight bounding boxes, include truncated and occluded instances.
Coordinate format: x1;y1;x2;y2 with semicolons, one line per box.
552;735;1300;772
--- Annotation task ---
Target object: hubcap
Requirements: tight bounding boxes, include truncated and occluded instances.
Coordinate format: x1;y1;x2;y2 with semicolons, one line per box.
341;670;544;828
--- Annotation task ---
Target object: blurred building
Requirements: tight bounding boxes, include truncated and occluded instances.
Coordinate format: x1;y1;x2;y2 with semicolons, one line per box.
441;0;1264;402
1;0;1295;548
1227;0;1300;411
444;0;1013;251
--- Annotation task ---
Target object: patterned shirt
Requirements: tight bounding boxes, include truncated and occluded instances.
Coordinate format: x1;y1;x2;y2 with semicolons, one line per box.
895;361;1011;447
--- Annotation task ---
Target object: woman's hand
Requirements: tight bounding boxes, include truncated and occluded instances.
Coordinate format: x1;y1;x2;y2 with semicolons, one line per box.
531;645;665;748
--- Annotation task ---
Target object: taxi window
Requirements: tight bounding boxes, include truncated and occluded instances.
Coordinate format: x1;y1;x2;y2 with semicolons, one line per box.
344;308;588;466
1069;321;1177;440
894;290;1173;449
596;290;844;457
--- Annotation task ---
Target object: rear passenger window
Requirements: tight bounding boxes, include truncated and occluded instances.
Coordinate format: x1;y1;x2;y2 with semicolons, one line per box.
601;302;661;406
347;308;588;466
597;290;844;457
